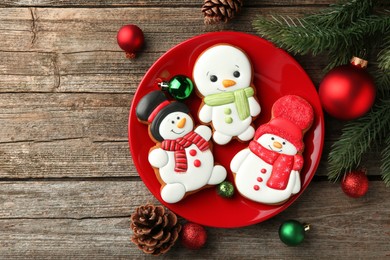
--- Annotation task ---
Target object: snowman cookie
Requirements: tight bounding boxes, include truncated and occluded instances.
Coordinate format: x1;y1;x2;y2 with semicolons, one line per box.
136;90;227;204
230;95;314;205
193;44;261;145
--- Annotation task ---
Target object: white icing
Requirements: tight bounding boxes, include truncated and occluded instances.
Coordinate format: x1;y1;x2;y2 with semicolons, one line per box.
198;105;213;123
193;44;261;145
148;125;227;203
248;96;261;117
231;134;301;205
148;148;168;168
158;112;194;140
194;125;212;142
257;133;297;156
193;45;252;96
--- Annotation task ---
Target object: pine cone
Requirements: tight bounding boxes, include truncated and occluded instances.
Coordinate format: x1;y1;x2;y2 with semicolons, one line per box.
202;0;244;25
130;204;181;256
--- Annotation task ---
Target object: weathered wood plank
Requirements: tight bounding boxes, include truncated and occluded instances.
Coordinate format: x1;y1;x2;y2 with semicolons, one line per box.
0;181;388;258
0;7;327;53
0;0;340;8
0;140;136;178
0;50;327;93
0;93;381;178
0;93;130;142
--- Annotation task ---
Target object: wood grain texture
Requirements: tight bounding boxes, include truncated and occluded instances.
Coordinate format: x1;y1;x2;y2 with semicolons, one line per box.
0;0;340;7
0;0;388;258
0;181;389;258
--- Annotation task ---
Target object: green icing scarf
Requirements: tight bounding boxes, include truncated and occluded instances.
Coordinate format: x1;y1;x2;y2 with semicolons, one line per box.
204;87;254;120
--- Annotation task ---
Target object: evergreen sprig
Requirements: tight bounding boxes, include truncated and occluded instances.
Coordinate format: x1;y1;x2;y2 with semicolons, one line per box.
378;34;390;70
305;0;374;28
253;0;390;185
328;99;390;183
381;136;390;185
253;14;390;57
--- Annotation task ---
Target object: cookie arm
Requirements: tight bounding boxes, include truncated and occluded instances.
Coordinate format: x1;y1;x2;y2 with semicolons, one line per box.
198;104;213;123
248;96;261;117
148;148;169;168
194;125;212;141
230;148;250;173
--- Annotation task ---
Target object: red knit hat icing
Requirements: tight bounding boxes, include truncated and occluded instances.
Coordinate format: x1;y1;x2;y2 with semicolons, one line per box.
254;95;314;152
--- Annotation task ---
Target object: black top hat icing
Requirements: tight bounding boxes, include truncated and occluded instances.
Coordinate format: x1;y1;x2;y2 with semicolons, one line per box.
136;90;190;142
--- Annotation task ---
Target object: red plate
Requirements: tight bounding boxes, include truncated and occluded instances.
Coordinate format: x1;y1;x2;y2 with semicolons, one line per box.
129;32;324;228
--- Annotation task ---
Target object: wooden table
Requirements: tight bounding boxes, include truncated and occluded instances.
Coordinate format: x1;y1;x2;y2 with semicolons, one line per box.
1;0;389;258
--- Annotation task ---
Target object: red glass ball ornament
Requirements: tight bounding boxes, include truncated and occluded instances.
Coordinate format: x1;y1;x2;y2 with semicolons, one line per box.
341;170;369;198
117;24;144;59
319;57;375;120
181;222;207;250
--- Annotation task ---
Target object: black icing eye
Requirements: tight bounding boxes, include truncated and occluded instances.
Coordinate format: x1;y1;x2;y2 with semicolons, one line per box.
271;137;275;140
282;142;286;145
171;120;175;124
177;116;180;120
233;71;240;78
210;75;218;82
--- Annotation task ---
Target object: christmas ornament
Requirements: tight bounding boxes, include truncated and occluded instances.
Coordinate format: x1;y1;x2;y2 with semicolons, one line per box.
319;57;376;120
130;203;181;255
341;170;369;198
278;220;310;246
117;24;144;59
202;0;243;25
217;180;235;198
158;75;194;100
181;222;207;250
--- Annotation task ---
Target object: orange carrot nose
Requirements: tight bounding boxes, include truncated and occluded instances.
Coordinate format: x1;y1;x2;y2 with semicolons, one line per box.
273;141;283;149
176;117;186;128
222;79;236;88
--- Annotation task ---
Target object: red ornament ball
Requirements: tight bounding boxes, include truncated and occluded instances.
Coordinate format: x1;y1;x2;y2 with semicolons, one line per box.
319;58;375;120
117;24;144;59
181;222;207;250
341;170;369;198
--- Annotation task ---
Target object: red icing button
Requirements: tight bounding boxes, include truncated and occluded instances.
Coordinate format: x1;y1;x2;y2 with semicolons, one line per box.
194;159;201;167
189;149;197;156
257;177;263;182
253;185;260;191
261;168;267;174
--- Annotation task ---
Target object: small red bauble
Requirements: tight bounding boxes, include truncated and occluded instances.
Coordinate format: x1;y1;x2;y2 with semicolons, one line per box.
341;170;369;198
181;222;207;250
117;24;144;59
319;57;375;120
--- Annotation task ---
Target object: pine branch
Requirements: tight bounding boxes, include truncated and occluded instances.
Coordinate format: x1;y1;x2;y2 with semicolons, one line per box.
381;135;390;187
378;34;390;71
374;69;390;98
327;99;390;182
305;0;374;28
253;15;390;56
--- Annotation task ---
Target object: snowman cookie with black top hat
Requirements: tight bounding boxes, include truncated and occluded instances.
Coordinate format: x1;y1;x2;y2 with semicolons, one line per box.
136;90;227;204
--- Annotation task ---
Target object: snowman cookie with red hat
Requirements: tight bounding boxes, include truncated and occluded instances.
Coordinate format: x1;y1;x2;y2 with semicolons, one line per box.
136;90;227;204
230;95;314;205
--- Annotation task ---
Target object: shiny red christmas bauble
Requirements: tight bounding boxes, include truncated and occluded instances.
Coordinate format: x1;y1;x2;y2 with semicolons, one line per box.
181;222;207;250
117;24;144;58
319;57;375;120
341;170;369;198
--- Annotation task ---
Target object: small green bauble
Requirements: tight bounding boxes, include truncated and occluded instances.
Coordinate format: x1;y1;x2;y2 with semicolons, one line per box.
159;75;194;100
217;181;235;198
278;220;309;246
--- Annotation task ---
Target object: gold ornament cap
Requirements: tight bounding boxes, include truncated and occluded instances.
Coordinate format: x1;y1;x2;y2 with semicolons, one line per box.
350;57;368;68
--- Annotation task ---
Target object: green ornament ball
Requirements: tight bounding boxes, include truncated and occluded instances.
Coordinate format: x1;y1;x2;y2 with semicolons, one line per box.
217;181;235;198
278;220;309;246
159;75;194;100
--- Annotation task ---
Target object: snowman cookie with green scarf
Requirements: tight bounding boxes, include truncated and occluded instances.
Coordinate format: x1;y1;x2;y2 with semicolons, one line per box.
193;44;261;145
